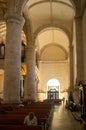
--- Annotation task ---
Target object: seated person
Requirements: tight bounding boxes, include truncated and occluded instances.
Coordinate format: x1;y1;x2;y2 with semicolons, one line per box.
24;112;38;126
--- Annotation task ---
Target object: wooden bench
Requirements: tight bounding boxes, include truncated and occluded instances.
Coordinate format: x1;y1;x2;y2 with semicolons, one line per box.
9;108;50;115
0;114;48;130
0;125;42;130
0;102;53;130
0;114;47;125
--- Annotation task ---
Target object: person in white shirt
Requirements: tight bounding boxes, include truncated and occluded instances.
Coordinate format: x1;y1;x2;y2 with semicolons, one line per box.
24;112;38;126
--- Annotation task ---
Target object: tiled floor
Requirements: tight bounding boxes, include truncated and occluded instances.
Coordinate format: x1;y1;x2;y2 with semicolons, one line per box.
49;103;86;130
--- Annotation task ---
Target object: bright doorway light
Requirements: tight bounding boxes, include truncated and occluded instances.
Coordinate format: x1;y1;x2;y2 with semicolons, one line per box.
46;78;60;99
47;78;60;91
47;78;60;87
47;78;60;92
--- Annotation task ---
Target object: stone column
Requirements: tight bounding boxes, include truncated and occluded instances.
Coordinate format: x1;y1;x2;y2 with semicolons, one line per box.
24;44;36;101
3;13;25;103
69;44;74;90
75;16;84;83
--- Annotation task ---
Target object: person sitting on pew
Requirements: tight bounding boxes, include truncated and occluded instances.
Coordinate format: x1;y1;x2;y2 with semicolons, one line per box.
24;112;38;126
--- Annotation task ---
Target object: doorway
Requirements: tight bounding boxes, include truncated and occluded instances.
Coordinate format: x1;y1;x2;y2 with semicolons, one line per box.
47;78;60;99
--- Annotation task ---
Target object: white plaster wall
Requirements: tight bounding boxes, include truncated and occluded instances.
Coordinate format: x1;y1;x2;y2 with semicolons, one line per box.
38;61;69;100
82;7;86;83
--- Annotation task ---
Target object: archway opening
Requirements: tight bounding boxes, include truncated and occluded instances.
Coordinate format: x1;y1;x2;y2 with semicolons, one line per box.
47;78;60;99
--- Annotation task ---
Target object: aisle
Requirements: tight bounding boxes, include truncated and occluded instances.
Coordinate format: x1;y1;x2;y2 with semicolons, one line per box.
49;103;86;130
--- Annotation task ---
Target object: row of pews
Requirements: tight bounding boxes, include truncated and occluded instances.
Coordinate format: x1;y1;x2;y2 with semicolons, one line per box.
0;101;54;130
0;125;42;130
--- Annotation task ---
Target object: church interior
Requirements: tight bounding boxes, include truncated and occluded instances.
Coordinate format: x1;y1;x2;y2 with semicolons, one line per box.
0;0;86;129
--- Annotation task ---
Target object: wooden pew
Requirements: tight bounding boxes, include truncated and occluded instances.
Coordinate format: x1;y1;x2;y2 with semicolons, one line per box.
0;102;53;130
0;114;47;130
9;108;50;114
0;125;42;130
0;114;47;124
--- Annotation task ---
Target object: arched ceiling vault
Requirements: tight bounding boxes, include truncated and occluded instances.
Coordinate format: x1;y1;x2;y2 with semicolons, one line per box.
0;0;86;61
24;0;75;34
40;43;68;61
35;27;69;52
23;0;75;61
35;27;69;61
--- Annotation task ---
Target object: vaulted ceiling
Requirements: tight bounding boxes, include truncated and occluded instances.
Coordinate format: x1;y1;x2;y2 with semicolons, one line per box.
23;0;74;61
0;0;86;61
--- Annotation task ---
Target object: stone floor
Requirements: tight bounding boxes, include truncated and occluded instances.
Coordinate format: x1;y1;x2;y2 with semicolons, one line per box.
48;103;86;130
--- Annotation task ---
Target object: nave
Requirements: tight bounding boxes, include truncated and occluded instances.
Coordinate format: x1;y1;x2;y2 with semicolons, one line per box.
0;101;86;130
49;103;86;130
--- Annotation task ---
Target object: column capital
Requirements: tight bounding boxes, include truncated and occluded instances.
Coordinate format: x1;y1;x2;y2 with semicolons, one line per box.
69;44;73;48
72;0;85;19
68;44;73;50
26;44;35;51
5;12;25;26
7;0;28;15
74;15;82;22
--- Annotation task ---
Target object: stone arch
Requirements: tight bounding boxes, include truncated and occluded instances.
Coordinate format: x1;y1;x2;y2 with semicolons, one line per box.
33;24;72;46
40;43;68;61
